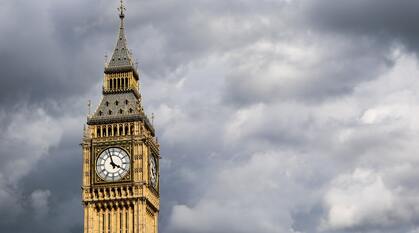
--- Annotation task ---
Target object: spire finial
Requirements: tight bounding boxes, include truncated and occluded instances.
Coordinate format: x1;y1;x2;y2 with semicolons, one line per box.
118;0;126;19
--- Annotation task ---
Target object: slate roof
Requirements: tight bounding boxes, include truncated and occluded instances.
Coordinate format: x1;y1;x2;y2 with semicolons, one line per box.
87;92;155;135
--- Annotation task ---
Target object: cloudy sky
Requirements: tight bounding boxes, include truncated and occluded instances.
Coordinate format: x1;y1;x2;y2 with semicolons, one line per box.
2;0;419;232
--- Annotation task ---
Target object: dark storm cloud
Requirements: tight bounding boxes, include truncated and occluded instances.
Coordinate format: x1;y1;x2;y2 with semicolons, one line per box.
306;0;419;52
0;0;112;108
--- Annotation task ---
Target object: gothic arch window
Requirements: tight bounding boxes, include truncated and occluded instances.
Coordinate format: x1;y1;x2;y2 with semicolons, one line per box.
125;100;129;105
125;125;129;135
97;128;101;137
99;111;103;116
119;109;123;114
115;101;119;106
102;127;106;137
129;108;133;113
108;126;112;136
108;110;112;115
113;125;117;136
119;125;123;135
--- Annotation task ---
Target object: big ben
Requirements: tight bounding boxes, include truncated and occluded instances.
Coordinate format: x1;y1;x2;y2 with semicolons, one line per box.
81;1;160;233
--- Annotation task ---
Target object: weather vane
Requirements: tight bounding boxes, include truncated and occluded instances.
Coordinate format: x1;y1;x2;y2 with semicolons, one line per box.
118;0;126;18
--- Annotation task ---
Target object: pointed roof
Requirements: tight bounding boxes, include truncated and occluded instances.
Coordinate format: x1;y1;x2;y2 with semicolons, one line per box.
105;0;139;78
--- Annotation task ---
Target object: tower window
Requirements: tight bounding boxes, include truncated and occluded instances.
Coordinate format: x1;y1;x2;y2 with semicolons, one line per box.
108;110;112;115
125;100;129;105
119;109;123;114
99;111;103;116
115;101;119;106
105;101;109;106
129;108;133;113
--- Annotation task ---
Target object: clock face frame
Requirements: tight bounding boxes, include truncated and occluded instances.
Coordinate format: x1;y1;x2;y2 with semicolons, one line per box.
149;155;158;188
96;147;131;182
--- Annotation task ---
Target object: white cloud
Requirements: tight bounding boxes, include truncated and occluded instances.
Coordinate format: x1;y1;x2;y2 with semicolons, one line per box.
30;189;51;220
322;169;396;230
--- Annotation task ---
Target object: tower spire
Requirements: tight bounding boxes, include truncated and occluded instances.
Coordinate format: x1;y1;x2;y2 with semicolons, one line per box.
105;0;138;76
118;0;126;20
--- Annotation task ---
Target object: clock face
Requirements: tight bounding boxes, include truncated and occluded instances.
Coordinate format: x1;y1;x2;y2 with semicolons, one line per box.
96;147;130;182
149;155;158;188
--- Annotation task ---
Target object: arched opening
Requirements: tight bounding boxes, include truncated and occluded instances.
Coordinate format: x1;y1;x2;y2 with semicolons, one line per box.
102;127;106;137
119;125;123;135
97;128;101;137
108;126;112;136
125;126;129;135
113;126;117;136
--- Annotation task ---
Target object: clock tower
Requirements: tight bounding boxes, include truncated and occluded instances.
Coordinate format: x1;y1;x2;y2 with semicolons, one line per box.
81;2;160;233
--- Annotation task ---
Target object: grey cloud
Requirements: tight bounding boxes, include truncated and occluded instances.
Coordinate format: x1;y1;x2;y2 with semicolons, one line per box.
2;1;419;233
306;0;419;52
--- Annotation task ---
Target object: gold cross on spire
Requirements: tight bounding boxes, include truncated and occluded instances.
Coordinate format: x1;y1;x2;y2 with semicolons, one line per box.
118;0;126;18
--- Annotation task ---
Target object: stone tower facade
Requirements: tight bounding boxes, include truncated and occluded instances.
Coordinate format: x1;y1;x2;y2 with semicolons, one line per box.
81;2;160;233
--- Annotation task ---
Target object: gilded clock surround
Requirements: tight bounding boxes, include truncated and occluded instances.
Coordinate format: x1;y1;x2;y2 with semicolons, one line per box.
94;146;132;184
81;2;160;233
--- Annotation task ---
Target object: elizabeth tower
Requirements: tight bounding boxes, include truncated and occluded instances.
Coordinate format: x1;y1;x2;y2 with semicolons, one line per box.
81;2;160;233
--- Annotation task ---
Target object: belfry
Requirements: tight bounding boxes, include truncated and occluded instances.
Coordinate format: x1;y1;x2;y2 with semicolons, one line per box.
81;1;160;233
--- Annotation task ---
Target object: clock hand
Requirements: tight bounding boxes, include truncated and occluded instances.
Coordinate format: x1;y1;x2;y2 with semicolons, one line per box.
109;154;117;169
